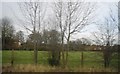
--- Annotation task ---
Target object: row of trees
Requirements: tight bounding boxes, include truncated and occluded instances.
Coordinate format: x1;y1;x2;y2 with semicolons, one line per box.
1;18;24;50
16;1;96;67
1;1;118;68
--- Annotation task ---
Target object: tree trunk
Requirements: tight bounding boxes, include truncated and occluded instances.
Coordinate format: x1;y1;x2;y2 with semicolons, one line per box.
11;49;14;66
60;34;66;68
81;51;84;68
103;45;111;68
118;45;120;72
34;33;38;64
61;42;65;68
65;36;70;67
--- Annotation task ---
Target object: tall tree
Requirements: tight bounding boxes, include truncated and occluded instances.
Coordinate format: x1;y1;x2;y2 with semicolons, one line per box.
92;10;118;68
64;2;95;66
118;2;120;72
52;1;95;67
1;17;16;66
1;17;15;49
19;2;46;64
52;1;67;67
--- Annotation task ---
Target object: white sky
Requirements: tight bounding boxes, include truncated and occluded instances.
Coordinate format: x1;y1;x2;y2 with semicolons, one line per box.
0;0;119;2
0;1;118;42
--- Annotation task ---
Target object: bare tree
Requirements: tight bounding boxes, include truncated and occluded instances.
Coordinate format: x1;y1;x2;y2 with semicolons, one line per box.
52;1;96;67
115;2;120;72
92;10;118;68
52;1;67;67
117;2;120;34
1;17;15;66
118;2;120;72
64;1;95;66
18;1;46;64
1;17;15;50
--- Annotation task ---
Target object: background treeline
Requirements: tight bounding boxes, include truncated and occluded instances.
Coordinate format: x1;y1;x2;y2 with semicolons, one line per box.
1;18;119;51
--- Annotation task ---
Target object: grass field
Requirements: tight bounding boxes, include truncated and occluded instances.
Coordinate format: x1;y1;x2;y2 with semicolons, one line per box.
2;50;119;72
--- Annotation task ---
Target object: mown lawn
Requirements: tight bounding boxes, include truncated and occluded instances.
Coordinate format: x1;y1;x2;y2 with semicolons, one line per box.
2;50;118;70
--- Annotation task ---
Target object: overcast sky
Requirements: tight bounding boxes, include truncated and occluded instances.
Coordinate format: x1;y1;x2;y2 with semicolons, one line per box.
0;1;118;43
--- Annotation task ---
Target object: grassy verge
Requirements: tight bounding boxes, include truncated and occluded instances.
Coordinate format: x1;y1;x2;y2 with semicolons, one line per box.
2;50;118;72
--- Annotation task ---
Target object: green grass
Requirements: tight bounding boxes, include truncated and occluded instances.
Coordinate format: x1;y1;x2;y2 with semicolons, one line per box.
2;50;49;65
67;51;104;68
2;50;118;70
0;51;2;64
